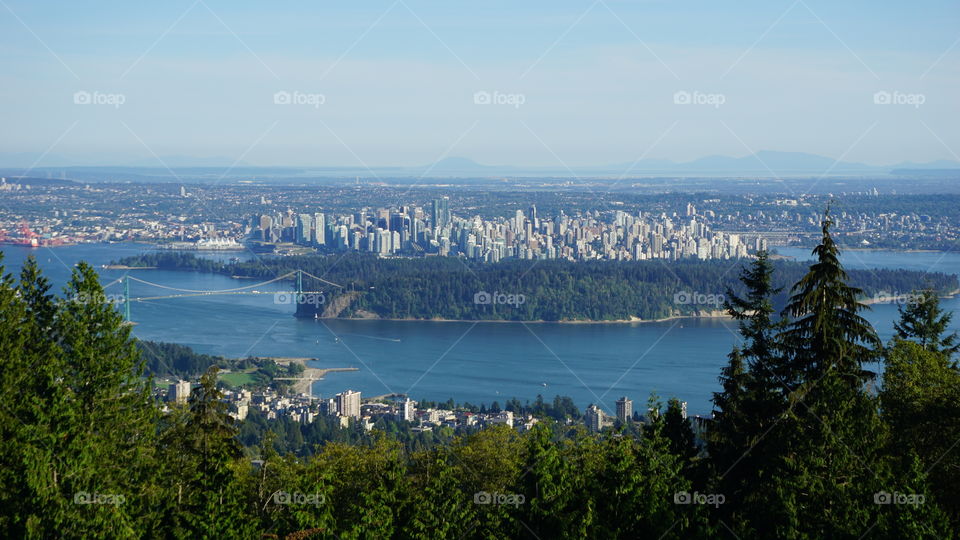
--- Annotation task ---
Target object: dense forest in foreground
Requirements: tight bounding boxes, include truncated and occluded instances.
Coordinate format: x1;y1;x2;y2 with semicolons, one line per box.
2;214;960;537
115;250;958;322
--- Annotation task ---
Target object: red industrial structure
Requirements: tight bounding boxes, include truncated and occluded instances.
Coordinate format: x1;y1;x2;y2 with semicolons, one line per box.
0;221;67;247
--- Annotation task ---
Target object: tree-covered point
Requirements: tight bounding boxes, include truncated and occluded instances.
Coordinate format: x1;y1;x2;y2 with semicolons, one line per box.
115;251;958;322
137;340;304;391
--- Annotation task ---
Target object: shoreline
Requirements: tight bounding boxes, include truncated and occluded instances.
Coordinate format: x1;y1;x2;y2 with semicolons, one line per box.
314;311;733;325
840;247;944;253
788;246;946;253
101;264;157;270
266;357;359;394
3;240;957;255
860;288;960;306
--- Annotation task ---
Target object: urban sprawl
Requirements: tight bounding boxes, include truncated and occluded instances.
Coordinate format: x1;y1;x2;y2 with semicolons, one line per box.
161;379;677;434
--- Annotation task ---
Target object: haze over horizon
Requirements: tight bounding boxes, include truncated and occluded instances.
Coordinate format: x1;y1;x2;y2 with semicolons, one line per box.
2;1;958;168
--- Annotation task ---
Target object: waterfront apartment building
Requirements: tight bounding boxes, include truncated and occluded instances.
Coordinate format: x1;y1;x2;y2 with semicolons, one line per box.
616;396;633;423
320;398;337;416
168;380;191;404
585;404;604;432
336;390;361;419
397;398;416;422
488;410;514;428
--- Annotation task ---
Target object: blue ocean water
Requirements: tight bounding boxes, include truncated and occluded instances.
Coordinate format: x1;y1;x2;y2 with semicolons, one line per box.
2;243;958;416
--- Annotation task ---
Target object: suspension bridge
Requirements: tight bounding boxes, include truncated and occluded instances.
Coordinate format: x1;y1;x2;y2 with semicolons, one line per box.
101;269;343;323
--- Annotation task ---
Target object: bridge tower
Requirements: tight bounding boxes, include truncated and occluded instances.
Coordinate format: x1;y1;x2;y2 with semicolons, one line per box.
123;276;131;322
296;269;303;296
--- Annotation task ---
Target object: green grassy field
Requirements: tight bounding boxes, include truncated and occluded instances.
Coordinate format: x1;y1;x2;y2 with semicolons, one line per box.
218;371;257;387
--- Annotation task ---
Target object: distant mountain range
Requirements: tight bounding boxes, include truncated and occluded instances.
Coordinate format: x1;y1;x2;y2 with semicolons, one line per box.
1;151;957;178
420;152;960;177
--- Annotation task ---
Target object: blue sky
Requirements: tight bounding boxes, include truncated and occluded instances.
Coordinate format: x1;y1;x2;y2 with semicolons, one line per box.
1;0;958;167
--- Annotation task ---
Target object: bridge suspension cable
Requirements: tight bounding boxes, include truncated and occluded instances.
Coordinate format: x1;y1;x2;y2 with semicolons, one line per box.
298;270;344;288
132;291;324;301
124;272;297;294
101;278;123;289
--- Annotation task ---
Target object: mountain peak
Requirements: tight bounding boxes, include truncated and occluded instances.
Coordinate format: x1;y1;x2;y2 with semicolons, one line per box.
429;156;489;170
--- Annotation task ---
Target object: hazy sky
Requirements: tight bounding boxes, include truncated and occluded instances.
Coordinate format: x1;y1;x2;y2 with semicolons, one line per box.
1;0;958;167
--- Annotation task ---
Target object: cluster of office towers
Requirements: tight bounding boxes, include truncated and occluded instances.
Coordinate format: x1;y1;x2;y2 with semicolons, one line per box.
253;199;760;262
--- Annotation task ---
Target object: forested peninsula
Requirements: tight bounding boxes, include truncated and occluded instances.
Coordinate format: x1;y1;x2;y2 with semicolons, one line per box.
114;251;958;322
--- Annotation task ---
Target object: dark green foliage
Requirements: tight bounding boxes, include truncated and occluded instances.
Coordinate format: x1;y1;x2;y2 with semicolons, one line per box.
781;211;882;387
894;289;960;358
881;339;960;527
515;422;578;537
407;448;477;539
158;367;254;538
710;252;790;527
762;211;948;537
663;398;697;462
0;257;161;538
137;340;223;378
706;212;955;537
708;347;749;466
